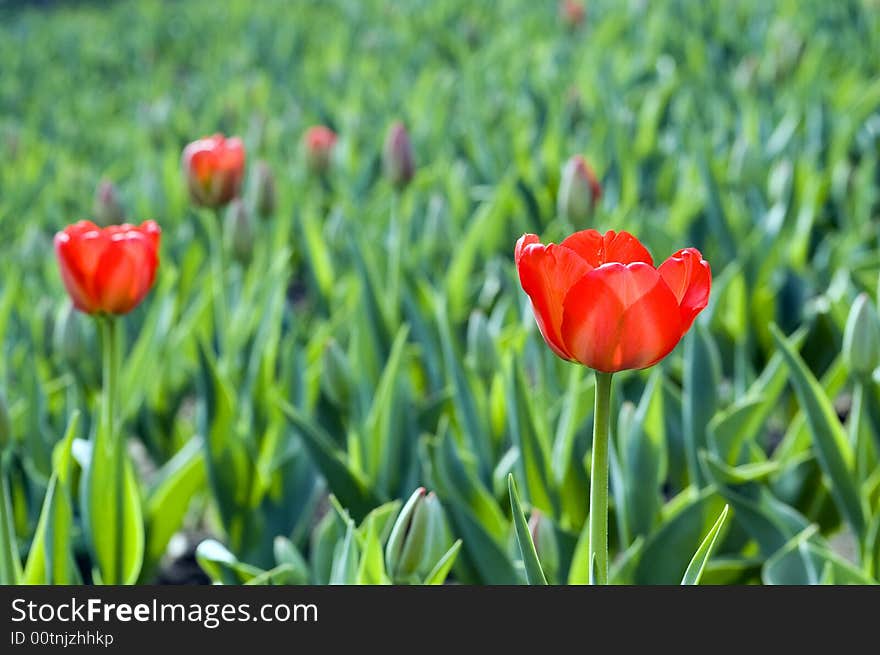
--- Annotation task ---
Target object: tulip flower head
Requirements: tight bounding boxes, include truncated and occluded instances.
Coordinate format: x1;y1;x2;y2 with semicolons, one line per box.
181;134;245;208
55;220;161;316
383;121;415;190
303;126;338;175
558;155;601;222
560;0;585;28
515;229;710;372
253;160;277;218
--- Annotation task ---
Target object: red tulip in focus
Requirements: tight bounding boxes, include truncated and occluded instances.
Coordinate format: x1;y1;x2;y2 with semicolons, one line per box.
304;126;338;175
515;229;710;372
181;134;245;208
55;220;161;315
560;0;585;28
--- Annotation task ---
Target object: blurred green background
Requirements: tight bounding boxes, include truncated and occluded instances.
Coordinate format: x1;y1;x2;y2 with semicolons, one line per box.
1;0;880;585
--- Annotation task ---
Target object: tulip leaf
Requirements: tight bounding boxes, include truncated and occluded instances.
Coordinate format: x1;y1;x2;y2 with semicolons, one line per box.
196;539;263;584
508;474;548;585
682;323;720;487
23;413;81;584
770;324;865;538
143;435;206;578
424;539;463;585
0;455;21;585
681;504;730;585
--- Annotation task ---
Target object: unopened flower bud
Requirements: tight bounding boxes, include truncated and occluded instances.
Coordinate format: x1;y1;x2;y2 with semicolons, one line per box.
557;155;601;222
304;126;337;176
843;293;880;378
224;198;254;265
528;510;560;584
383;121;415;190
386;487;430;582
92;179;125;227
253;160;276;218
321;339;353;407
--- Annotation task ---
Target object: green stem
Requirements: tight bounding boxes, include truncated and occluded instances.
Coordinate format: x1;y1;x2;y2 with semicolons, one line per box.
200;208;228;348
99;316;123;584
387;192;402;326
589;370;613;585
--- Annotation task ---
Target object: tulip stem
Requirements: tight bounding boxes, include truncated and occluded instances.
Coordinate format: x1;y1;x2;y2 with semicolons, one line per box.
201;209;228;348
99;315;124;584
589;370;613;585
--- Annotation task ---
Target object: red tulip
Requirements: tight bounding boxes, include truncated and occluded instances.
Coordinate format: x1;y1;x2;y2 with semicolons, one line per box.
304;126;338;174
55;220;161;316
515;229;710;372
560;0;585;28
181;134;245;208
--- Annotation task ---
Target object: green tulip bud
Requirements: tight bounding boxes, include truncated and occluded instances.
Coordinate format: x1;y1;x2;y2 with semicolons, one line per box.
253;160;276;219
224;198;254;265
528;510;559;584
843;293;880;378
557;155;601;222
385;487;431;582
92;178;126;227
321;339;353;407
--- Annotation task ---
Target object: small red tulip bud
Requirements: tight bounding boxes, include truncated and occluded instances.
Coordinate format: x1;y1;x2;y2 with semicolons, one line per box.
383;121;415;190
557;155;601;222
181;134;245;209
303;126;338;176
92;179;125;227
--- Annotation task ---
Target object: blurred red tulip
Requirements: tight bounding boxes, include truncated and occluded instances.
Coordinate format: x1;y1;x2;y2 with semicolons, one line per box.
181;134;245;208
515;229;710;372
560;0;585;28
383;121;415;189
304;126;338;175
55;220;161;315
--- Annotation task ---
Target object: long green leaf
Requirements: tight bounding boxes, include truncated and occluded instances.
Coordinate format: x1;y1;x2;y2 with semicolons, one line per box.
681;504;730;585
508;474;548;585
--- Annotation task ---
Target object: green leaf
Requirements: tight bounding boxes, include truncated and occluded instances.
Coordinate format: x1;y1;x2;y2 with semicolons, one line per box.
770;324;866;538
196;539;263;584
143;436;206;578
682;324;720;487
424;539;462;585
681;504;730;585
329;518;359;585
22;413;81;584
272;537;310;585
508;474;548;585
0;455;21;585
278;399;381;522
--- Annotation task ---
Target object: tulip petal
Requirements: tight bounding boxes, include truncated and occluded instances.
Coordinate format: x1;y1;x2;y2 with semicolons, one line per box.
94;232;156;314
560;262;683;372
658;248;711;332
561;229;653;267
516;239;592;360
54;222;109;313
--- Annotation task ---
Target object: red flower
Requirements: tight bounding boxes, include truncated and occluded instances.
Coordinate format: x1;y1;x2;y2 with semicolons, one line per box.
55;220;161;315
303;126;338;174
515;229;710;372
181;134;245;208
560;0;585;28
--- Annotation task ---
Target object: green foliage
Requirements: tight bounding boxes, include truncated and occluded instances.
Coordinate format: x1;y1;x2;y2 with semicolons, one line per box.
1;0;879;585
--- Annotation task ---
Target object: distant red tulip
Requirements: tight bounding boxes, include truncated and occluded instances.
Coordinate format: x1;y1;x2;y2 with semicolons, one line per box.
304;126;338;175
383;121;415;189
515;229;710;372
560;0;585;28
55;220;161;315
181;134;245;208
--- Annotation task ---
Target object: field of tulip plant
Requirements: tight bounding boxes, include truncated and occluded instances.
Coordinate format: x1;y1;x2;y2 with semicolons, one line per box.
1;0;880;587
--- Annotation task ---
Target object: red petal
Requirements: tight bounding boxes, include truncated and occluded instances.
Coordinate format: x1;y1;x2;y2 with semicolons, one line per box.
658;248;711;333
517;241;592;360
561;229;653;267
560;262;683;372
515;234;540;263
54;222;109;313
94;231;157;315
